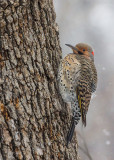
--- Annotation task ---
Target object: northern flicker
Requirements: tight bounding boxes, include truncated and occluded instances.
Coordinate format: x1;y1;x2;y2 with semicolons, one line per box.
57;43;97;146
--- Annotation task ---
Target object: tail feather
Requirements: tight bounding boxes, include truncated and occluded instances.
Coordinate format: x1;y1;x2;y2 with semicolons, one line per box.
66;117;75;147
82;113;86;127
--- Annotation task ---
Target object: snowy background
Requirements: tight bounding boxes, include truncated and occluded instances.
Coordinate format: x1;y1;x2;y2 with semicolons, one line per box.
54;0;114;159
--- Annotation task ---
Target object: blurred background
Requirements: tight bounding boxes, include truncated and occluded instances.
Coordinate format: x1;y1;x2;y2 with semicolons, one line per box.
54;0;114;159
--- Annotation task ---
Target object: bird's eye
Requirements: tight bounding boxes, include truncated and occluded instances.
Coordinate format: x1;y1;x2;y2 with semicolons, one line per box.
83;49;85;52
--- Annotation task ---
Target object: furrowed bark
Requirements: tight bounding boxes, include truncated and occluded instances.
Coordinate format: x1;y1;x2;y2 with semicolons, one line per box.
0;0;79;159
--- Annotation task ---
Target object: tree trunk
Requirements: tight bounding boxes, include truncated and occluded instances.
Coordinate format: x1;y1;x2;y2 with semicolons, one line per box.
0;0;79;159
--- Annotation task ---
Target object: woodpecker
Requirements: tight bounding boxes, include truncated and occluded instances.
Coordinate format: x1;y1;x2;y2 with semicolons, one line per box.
58;43;97;146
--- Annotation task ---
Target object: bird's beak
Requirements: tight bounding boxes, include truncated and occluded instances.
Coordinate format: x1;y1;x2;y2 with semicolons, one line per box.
65;44;78;52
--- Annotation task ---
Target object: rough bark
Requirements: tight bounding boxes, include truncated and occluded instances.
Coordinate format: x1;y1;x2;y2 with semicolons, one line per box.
0;0;79;159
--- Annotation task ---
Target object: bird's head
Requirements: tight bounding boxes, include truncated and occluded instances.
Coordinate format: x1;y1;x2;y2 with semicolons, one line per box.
65;43;94;61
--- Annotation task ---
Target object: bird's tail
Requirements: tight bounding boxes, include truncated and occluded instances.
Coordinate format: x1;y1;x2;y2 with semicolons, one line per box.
66;117;75;147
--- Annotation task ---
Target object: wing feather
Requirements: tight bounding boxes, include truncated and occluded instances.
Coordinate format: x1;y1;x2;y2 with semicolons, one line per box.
76;83;91;126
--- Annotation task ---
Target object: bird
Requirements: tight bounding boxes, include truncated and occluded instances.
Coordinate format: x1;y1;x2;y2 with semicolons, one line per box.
57;43;97;146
